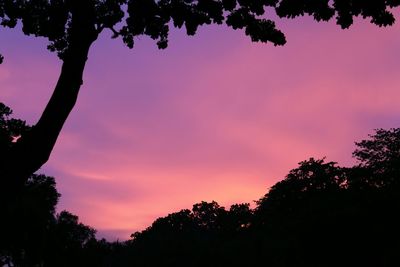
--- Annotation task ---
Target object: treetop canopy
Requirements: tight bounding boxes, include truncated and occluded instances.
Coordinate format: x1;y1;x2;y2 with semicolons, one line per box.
1;0;399;63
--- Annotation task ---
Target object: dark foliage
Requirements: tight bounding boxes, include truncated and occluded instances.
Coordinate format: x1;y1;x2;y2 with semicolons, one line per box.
1;0;399;59
2;103;400;266
352;128;400;188
0;104;99;267
91;128;398;267
253;157;400;266
0;173;59;266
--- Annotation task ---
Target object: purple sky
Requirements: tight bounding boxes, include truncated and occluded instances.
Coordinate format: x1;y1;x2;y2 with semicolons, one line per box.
1;14;400;240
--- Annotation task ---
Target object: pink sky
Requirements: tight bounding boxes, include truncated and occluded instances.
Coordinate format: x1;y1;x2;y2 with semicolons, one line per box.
1;15;400;240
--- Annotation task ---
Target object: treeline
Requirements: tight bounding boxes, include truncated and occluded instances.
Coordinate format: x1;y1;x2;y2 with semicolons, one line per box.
1;103;97;266
1;102;399;267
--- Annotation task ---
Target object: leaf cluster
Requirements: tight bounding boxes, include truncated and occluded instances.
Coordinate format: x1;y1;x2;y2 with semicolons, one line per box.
2;0;399;63
0;102;30;152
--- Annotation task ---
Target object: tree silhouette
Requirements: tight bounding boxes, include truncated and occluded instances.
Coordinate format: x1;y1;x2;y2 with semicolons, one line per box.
43;211;97;267
0;103;101;267
0;102;31;199
250;130;400;266
119;129;400;267
1;1;400;190
0;173;60;266
2;104;400;266
256;158;346;208
352;128;400;188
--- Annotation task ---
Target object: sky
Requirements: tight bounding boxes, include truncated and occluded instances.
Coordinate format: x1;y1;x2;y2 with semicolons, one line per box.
1;14;400;240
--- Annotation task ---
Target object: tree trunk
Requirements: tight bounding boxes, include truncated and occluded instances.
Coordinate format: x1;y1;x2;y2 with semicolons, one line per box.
0;3;98;192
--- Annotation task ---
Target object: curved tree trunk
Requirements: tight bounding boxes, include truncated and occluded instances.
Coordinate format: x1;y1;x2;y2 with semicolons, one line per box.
1;3;98;193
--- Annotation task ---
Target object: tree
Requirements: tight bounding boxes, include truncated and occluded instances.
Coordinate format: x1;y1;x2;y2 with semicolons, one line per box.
44;211;97;267
0;173;60;266
351;128;400;188
0;103;103;266
250;132;400;266
1;1;399;191
76;129;400;266
0;102;31;198
256;158;346;213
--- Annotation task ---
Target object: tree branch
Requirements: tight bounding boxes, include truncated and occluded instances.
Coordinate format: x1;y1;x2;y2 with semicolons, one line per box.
1;2;98;191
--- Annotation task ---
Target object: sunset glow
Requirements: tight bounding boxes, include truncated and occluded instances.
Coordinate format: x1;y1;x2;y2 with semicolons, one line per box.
1;15;400;240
